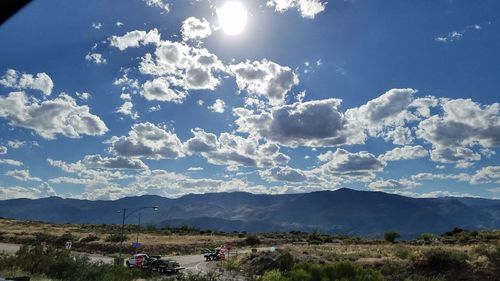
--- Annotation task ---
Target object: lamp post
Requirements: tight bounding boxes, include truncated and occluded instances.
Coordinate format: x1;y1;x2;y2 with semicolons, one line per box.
117;206;159;264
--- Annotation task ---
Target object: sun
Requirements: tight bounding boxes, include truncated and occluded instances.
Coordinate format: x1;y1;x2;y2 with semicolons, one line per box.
216;1;248;36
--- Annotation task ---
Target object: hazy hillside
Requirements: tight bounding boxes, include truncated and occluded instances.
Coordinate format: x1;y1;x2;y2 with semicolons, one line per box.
1;188;499;237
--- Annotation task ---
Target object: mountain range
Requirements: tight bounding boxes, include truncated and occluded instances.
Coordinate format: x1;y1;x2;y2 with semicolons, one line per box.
1;188;499;238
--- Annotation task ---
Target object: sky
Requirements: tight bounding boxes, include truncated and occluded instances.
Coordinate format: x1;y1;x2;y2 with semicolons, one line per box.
0;0;499;200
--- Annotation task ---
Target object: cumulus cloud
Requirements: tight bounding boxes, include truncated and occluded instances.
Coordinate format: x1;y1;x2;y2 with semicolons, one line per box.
106;122;185;159
5;169;42;182
0;92;108;140
318;149;385;179
139;40;224;92
185;129;289;169
346;88;418;144
0;182;56;200
229;59;299;106
0;146;6;154
470;166;500;184
76;92;91;101
141;78;187;103
234;99;363;147
181;17;212;41
109;29;161;50
143;0;170;13
260;166;307;182
0;69;54;96
417;98;499;167
81;154;149;170
380;145;428;162
208;99;226;113
267;0;327;19
85;52;107;64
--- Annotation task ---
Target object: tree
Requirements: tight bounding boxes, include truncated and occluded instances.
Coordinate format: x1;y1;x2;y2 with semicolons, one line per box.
384;231;401;243
245;235;261;246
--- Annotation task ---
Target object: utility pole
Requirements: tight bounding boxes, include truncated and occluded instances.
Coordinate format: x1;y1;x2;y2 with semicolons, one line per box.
136;212;141;243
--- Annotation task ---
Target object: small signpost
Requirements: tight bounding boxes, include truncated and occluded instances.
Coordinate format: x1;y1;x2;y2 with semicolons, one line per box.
65;241;72;250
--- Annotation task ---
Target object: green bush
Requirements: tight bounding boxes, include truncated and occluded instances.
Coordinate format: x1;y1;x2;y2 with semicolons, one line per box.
0;245;144;281
276;252;295;272
418;248;469;271
289;262;384;281
384;231;401;243
245;235;261;246
393;245;411;259
417;233;435;242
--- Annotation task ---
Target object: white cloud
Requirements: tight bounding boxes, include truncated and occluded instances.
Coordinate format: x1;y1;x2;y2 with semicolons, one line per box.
92;22;102;30
0;146;6;154
318;148;385;179
187;167;204;171
141;78;187;103
76;92;91;101
139;41;224;91
181;17;212;41
380;145;428;162
185;129;289;169
0;69;54;96
0;92;108;140
229;59;299;106
106;122;185;160
149;105;161;112
234;99;363;147
115;21;124;27
267;0;327;19
208;99;226;113
0;182;56;200
260;166;307;182
80;154;149;170
0;159;23;166
368;178;419;190
143;0;170;13
470;166;500;184
116;101;139;119
6;169;42;182
435;31;462;43
109;29;161;50
85;52;107;64
346;88;418;143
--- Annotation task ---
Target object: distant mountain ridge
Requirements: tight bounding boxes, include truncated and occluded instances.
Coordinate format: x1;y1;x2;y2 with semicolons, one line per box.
1;188;499;238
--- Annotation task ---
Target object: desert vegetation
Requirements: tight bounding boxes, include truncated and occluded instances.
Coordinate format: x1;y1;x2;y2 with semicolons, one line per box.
0;218;498;280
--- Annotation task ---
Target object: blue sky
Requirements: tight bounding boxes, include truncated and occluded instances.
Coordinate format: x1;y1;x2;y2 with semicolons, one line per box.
0;0;498;200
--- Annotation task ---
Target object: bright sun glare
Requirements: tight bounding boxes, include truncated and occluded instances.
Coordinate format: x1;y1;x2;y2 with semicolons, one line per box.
217;1;248;35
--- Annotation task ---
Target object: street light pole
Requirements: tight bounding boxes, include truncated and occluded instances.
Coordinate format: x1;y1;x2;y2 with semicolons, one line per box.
117;206;159;265
119;208;126;261
136;212;141;244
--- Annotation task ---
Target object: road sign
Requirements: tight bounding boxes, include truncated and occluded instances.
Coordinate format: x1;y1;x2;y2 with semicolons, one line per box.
65;241;72;250
132;242;142;248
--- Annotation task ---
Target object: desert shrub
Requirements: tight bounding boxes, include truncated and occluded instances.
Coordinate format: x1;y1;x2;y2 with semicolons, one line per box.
0;245;144;281
34;232;58;243
307;231;324;245
384;231;401;243
262;270;285;281
417;233;435;242
418;248;469;271
80;234;99;243
393;245;411;259
105;233;128;243
276;252;295;272
56;233;77;245
287;261;384;281
246;235;261;246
